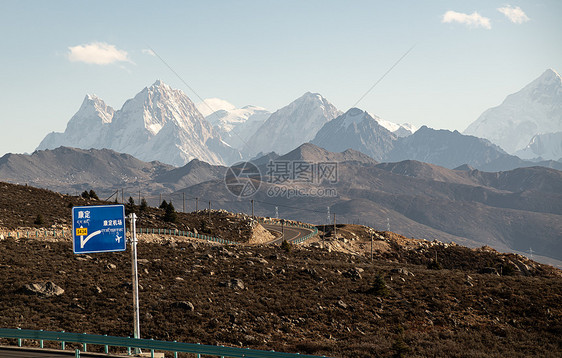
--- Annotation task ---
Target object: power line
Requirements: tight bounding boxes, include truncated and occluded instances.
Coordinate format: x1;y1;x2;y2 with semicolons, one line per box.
352;44;416;108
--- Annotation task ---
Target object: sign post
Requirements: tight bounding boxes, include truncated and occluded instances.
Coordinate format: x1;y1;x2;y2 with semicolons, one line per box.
72;205;140;352
129;213;141;353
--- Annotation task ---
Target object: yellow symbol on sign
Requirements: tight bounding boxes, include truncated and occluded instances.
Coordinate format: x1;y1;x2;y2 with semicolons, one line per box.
76;228;88;236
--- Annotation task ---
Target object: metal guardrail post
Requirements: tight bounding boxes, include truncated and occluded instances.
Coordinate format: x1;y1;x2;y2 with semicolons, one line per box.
62;330;65;350
75;349;80;357
17;327;21;347
104;334;109;353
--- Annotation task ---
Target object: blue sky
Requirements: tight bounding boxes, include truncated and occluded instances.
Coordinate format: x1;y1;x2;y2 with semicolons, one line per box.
1;0;561;156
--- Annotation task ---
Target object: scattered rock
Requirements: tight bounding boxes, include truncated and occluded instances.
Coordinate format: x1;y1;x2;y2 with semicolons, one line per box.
343;268;363;280
248;257;269;265
337;300;348;309
391;268;414;277
172;301;195;311
219;278;245;290
23;282;64;297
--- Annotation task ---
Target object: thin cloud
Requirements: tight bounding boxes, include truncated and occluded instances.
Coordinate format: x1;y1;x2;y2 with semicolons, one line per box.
442;10;491;29
142;49;156;56
67;42;132;65
498;5;529;24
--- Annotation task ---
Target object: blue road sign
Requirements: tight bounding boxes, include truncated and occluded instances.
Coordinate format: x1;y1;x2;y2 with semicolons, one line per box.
72;205;126;254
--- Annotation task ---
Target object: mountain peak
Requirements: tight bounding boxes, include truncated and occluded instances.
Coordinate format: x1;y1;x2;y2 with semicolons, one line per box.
245;92;341;156
151;79;166;87
464;68;562;153
541;68;561;81
85;93;103;102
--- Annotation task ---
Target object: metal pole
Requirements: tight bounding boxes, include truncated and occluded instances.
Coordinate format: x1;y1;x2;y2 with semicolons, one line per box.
251;199;254;220
129;213;141;354
182;192;185;213
196;197;198;212
208;201;211;221
370;232;373;262
333;213;336;237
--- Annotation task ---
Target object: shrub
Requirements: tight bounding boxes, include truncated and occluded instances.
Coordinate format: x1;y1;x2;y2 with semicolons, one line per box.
159;200;168;210
392;336;411;358
34;214;44;225
164;202;177;223
140;198;148;212
427;259;442;270
281;239;292;252
368;274;389;297
81;190;90;199
89;190;99;200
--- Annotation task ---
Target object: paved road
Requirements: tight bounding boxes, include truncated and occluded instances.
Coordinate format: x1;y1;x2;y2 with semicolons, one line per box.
261;223;315;244
0;346;123;357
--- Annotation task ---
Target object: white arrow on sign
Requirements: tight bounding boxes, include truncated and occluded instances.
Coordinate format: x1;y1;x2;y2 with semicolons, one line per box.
80;230;102;249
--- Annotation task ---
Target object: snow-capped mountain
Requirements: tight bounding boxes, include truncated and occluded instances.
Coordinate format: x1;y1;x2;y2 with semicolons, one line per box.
245;92;341;156
464;69;562;153
515;131;562;161
37;81;238;166
38;94;114;151
311;108;396;161
196;98;236;117
202;102;271;150
374;117;416;137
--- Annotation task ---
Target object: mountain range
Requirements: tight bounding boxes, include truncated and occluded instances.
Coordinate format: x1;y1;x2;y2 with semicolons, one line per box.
35;69;562;171
2;144;560;266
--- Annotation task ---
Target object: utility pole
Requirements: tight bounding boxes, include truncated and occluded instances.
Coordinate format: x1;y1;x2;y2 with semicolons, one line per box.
208;200;211;221
251;199;254;220
275;206;278;219
160;193;162;206
281;219;285;240
333;213;336;238
182;192;185;213
138;190;141;205
121;189;124;204
195;197;199;212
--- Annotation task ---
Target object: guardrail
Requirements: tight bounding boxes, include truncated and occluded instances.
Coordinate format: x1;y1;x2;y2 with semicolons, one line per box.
136;227;238;245
257;219;318;244
0;328;327;358
0;227;238;245
0;221;319;246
